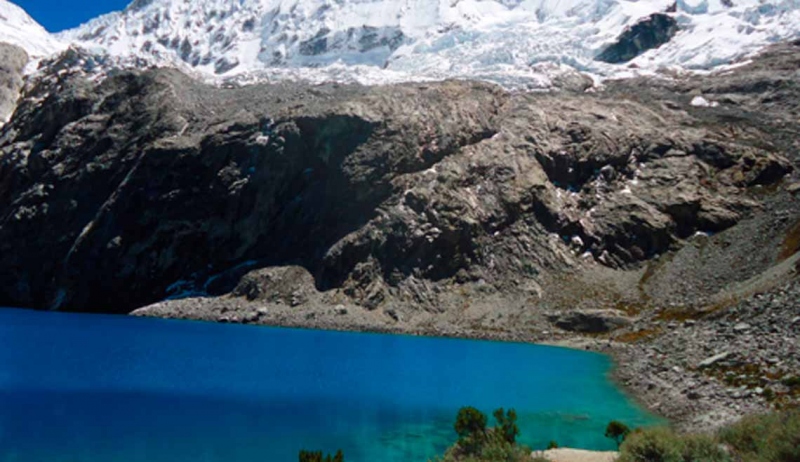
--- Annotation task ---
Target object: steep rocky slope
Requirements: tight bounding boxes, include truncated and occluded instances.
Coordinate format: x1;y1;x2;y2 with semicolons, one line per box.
0;40;797;316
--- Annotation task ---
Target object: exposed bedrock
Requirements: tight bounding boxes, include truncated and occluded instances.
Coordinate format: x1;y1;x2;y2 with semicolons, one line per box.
0;43;797;314
0;42;28;124
596;13;679;64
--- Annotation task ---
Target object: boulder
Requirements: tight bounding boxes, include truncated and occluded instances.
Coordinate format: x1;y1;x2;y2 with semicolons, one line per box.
698;352;730;368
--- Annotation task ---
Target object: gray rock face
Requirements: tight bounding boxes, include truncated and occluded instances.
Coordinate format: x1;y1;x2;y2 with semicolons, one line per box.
0;65;505;313
0;43;28;123
0;42;796;316
596;13;678;64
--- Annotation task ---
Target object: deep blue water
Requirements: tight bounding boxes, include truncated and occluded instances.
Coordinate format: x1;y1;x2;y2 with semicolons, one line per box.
0;308;658;462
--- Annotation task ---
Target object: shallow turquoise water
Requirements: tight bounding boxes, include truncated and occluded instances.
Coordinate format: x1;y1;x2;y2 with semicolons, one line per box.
0;308;658;462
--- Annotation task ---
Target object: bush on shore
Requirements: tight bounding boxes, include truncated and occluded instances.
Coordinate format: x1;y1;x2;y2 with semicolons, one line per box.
431;407;799;462
604;420;631;448
617;410;800;462
431;406;531;462
617;427;729;462
298;449;344;462
718;410;800;462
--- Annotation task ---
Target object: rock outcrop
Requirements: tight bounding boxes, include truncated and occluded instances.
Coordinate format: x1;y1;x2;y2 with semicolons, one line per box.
0;42;27;123
0;42;796;325
596;13;678;64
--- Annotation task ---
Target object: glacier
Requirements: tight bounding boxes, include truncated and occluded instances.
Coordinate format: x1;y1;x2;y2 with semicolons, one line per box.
3;0;800;87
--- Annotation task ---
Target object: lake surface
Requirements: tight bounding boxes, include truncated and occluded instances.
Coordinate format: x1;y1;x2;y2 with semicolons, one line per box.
0;308;658;462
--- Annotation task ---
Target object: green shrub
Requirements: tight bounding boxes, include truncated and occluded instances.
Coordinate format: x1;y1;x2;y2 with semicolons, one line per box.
781;376;800;388
454;407;488;455
299;450;321;462
680;434;730;462
617;427;683;462
298;449;344;462
547;440;559;449
719;410;800;462
432;406;530;462
455;407;488;440
477;437;530;462
605;420;631;448
618;427;730;462
492;408;520;444
617;411;800;462
432;435;531;462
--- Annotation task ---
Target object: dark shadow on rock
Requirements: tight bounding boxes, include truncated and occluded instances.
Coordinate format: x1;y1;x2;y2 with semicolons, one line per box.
596;14;678;64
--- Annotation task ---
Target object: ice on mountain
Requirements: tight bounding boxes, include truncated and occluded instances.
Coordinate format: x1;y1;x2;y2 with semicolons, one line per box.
0;0;65;57
1;0;799;88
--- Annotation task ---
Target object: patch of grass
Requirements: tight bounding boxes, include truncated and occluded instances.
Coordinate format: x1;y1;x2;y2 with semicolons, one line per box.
779;219;800;260
614;327;663;343
702;364;800;406
617;427;730;462
655;308;707;322
614;300;648;317
701;296;740;316
615;411;800;462
781;376;800;388
719;410;800;462
772;376;800;409
703;362;772;389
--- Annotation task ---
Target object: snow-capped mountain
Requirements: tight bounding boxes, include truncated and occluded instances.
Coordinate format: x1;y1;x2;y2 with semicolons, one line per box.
57;0;800;87
0;0;63;57
4;0;800;87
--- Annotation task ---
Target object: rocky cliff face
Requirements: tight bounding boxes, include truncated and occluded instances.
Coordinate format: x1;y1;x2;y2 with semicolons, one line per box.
0;42;27;123
0;42;797;325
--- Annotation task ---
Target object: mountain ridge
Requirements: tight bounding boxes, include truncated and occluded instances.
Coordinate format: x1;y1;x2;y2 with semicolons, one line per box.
2;0;800;88
0;0;64;57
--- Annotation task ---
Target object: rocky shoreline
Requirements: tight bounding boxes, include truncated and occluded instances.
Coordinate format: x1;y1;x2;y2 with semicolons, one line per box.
134;256;800;434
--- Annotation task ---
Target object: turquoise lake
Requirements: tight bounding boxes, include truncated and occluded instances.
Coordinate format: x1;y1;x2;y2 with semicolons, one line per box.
0;308;658;461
